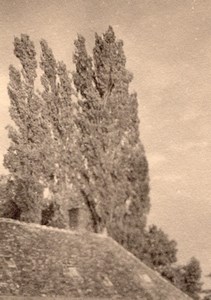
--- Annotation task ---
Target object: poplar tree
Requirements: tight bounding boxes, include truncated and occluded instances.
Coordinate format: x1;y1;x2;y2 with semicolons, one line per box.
4;35;45;222
73;27;150;244
94;27;150;250
73;35;111;232
39;40;80;227
4;28;150;238
4;35;81;226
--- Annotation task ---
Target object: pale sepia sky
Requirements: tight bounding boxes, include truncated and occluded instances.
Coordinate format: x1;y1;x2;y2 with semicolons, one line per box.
0;0;210;288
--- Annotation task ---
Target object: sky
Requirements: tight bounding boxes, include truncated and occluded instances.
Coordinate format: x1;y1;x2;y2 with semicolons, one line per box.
0;0;211;289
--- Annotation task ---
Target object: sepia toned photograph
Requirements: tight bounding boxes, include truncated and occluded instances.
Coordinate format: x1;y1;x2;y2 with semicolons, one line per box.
0;0;210;299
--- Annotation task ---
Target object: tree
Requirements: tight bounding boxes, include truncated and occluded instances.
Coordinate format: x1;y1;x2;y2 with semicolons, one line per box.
2;29;203;300
72;26;150;243
203;294;211;300
178;257;202;299
0;175;8;206
160;257;203;300
4;35;82;227
4;35;45;223
202;274;211;300
39;39;80;227
134;225;202;300
4;27;150;238
72;34;107;232
139;225;178;270
93;27;150;246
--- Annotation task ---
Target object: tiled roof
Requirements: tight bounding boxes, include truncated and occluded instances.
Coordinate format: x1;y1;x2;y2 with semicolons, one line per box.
0;218;192;299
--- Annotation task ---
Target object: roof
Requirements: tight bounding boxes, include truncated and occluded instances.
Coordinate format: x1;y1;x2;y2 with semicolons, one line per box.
0;218;192;299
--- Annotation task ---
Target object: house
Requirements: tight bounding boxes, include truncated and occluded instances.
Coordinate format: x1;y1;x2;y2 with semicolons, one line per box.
0;218;192;299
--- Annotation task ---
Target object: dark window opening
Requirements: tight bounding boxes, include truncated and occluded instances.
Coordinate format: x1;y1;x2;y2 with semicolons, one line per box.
1;200;21;220
68;208;79;229
41;203;55;226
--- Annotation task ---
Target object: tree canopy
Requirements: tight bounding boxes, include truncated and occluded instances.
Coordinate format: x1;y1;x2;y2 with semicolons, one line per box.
1;27;203;299
3;27;150;238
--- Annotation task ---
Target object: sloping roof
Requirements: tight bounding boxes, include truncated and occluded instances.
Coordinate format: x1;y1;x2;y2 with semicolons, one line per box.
0;218;192;299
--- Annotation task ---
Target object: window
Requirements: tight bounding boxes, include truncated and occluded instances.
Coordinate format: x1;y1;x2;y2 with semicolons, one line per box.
68;208;79;229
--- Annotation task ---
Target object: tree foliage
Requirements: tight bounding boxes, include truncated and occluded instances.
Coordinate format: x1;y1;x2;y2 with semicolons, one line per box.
4;28;150;235
140;225;178;269
2;28;204;299
72;27;150;240
39;39;81;227
4;35;44;222
136;225;203;299
178;257;202;299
